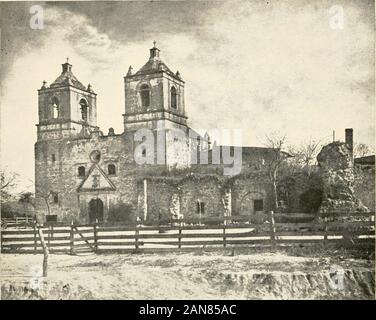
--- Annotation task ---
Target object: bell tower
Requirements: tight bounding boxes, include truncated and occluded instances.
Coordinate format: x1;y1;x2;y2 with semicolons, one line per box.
123;42;187;133
37;59;98;141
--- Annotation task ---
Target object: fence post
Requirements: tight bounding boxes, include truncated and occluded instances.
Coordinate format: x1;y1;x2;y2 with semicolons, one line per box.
269;211;276;249
33;220;37;254
93;219;98;253
135;224;140;252
178;225;182;249
0;225;3;252
323;216;328;247
70;220;75;255
47;224;51;247
223;222;227;248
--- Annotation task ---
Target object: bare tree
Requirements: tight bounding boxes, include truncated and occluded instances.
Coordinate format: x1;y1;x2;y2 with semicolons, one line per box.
0;169;19;203
22;185;50;277
299;139;322;167
36;189;53;216
353;143;374;159
264;133;289;211
280;140;324;212
34;175;60;217
287;139;322;176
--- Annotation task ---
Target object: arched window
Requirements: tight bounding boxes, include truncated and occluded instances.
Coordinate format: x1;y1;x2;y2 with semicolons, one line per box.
108;164;116;175
79;99;88;121
140;84;150;108
78;166;85;178
171;86;177;109
52;98;59;119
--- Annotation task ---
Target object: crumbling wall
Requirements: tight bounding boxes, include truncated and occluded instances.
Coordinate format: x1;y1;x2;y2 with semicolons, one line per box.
354;166;375;211
317;142;369;213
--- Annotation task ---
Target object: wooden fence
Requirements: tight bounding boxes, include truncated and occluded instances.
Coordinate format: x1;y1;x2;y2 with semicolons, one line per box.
1;216;33;229
1;212;374;254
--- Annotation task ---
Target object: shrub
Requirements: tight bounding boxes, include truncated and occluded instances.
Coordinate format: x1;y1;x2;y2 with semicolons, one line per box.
107;203;133;224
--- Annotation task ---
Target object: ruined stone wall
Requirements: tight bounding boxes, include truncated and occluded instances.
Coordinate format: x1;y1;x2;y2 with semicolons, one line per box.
354;166;375;211
178;176;224;218
317;141;369;213
137;147;276;222
143;172;273;223
142;176;225;221
231;174;273;216
145;178;178;222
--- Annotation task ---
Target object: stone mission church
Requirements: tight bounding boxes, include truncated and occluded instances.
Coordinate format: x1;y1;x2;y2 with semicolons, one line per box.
35;43;278;224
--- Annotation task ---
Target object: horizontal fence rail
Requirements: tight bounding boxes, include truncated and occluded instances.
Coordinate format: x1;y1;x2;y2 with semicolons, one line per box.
1;212;374;254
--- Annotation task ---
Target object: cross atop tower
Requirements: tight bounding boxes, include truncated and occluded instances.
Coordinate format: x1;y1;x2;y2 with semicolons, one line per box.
62;58;72;73
149;41;160;59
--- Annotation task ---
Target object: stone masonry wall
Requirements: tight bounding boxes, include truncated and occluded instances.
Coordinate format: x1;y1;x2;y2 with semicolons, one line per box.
317;141;369;213
35;128;277;224
35;131;138;223
354;166;375;212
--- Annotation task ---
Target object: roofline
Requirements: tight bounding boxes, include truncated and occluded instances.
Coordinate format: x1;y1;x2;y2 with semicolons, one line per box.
209;145;293;156
124;70;185;83
38;85;97;95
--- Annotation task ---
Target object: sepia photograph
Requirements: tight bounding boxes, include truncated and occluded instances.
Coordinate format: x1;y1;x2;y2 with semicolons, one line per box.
0;0;375;304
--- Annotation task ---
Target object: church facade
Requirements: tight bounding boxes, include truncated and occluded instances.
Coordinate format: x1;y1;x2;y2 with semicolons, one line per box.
34;44;277;224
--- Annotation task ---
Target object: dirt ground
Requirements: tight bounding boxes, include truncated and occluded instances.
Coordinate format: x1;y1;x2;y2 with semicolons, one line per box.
1;248;375;300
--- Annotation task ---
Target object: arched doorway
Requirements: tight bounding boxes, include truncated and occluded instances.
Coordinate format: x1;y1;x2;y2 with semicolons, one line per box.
239;192;265;223
88;198;104;223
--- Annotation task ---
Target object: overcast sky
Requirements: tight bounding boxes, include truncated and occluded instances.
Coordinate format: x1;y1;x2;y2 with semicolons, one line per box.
0;0;374;193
